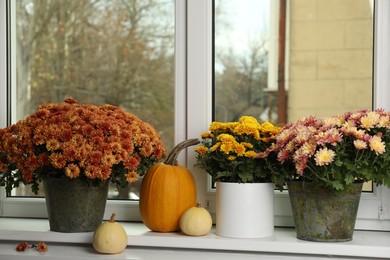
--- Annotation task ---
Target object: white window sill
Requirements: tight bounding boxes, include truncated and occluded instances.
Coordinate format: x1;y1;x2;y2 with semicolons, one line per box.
0;218;389;259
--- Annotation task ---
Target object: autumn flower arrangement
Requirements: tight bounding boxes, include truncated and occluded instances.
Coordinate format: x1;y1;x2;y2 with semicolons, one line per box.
195;116;281;183
261;109;390;191
0;98;165;194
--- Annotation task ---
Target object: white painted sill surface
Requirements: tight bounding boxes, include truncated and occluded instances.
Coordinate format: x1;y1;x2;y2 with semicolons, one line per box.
0;218;389;259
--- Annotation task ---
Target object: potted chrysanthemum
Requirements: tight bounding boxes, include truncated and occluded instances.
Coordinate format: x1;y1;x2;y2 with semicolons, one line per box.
262;109;390;242
195;116;280;238
0;98;165;232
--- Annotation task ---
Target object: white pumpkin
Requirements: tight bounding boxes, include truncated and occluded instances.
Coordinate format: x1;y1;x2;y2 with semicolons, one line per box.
92;212;128;254
179;203;212;236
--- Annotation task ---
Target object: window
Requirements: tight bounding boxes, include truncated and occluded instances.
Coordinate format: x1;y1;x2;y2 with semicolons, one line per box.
0;0;181;220
189;0;390;231
1;0;390;231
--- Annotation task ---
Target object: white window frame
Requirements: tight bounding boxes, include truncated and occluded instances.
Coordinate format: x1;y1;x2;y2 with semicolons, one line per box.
0;0;390;231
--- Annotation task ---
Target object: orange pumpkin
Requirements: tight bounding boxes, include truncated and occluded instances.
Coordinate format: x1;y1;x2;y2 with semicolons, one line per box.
139;139;199;232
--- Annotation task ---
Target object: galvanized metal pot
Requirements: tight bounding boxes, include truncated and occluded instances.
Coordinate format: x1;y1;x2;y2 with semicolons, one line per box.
43;177;109;232
287;181;363;242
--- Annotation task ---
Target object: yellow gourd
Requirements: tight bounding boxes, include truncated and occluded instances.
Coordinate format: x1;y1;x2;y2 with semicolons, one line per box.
180;203;213;236
92;212;128;254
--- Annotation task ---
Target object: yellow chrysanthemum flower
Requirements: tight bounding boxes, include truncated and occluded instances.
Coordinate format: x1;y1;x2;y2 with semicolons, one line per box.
234;143;246;156
194;146;208;156
233;123;261;139
209;122;237;132
220;143;234;154
218;133;237;143
239;116;259;125
200;132;214;139
261;122;281;135
227;155;236;161
241;142;253;149
211;142;221;152
244;151;257;158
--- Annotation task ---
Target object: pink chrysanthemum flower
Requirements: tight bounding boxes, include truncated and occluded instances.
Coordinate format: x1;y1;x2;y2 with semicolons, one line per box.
360;112;380;129
323;116;342;127
316;128;342;146
277;148;291;163
295;126;311;144
379;115;390;128
353;139;367;150
293;153;308;175
314;148;335;166
369;135;386;155
301;141;316;156
275;128;294;145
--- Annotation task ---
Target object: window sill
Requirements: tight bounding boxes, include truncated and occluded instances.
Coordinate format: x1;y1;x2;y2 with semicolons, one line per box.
0;218;389;259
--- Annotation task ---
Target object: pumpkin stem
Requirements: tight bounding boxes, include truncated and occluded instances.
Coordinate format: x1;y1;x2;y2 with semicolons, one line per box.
165;139;200;166
109;212;117;223
196;202;202;208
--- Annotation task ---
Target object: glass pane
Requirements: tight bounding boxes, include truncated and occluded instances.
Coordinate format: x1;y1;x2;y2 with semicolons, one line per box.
11;0;175;199
214;0;272;123
213;0;373;123
213;0;374;191
287;0;374;122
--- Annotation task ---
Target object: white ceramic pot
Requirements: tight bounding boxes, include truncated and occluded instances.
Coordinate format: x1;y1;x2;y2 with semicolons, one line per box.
216;182;274;238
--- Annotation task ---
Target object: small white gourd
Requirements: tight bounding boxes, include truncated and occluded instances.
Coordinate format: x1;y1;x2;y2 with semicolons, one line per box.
179;203;212;236
92;212;128;254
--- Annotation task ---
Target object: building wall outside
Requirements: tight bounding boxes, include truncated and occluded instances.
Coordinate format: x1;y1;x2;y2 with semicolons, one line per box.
287;0;373;122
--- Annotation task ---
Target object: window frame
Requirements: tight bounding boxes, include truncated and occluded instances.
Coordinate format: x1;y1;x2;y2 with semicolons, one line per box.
0;0;389;231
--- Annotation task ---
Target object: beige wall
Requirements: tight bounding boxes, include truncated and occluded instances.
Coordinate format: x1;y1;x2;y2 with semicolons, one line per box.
287;0;373;122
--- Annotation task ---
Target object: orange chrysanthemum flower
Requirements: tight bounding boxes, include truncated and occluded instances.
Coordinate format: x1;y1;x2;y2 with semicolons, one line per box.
35;242;48;253
16;242;29;252
65;164;81;179
125;171;139;183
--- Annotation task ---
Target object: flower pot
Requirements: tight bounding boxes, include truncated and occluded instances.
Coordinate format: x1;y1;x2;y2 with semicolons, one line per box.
287;181;363;242
43;178;109;232
216;182;274;238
